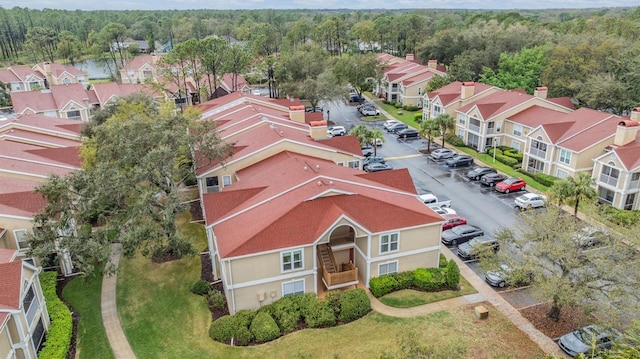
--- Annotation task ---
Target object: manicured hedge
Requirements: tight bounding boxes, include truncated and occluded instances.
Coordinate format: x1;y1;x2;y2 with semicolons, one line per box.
190;279;211;295
403;105;419;111
39;271;72;359
209;315;238;342
337;289;370;323
444;133;464;146
487;148;519;167
534;172;558;187
414;113;423;122
369;261;462;298
304;300;336;328
250;312;281;343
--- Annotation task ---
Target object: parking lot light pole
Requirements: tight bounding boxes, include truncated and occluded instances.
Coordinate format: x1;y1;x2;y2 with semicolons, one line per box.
493;137;499;163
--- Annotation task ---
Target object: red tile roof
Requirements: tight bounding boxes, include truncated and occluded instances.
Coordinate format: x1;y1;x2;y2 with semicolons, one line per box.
507;105;568;128
356;168;417;193
0;248;16;264
402;71;436;86
426;81;495;107
457;89;574;120
610;132;640;171
122;54;157;71
90;82;157;106
540;108;620;150
0;189;48;218
0;261;22;310
203;151;442;258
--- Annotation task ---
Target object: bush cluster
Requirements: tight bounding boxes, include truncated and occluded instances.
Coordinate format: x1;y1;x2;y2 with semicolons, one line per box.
206;289;226;310
598;205;640;226
394;102;403;108
39;272;72;359
368;260;461;298
209;289;370;346
487;148;519;167
444;133;464;146
534;172;558;187
190;279;211;295
402;105;419;111
503;148;523;161
414;113;423;122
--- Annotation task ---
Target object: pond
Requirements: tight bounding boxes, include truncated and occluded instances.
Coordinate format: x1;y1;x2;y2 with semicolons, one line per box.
73;59;113;80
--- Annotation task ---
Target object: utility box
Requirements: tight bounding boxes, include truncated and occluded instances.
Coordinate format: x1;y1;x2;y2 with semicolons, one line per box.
474;305;489;320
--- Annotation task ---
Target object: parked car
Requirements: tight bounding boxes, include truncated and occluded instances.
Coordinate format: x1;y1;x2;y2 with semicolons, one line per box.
419;193;451;208
396;128;420;140
495;177;526;193
456;236;500;260
442;214;467;230
429;148;457;160
514;193;547;210
371;138;383;147
484;264;533;288
363;156;385;166
480;173;508;187
441;224;484;246
383;119;401;131
349;93;362;102
429;206;457;216
386;122;408;133
466;167;498;180
364;163;393;173
573;226;610;248
361;107;380;116
358;104;376;114
327;126;346;137
305;106;323;113
445;155;474;167
361;144;373;157
558;325;621;358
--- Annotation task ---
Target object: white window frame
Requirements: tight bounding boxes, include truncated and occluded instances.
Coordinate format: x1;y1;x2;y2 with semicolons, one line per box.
281;249;303;272
282;279;305;296
379;232;399;254
511;140;521;152
337;161;345;167
14;229;29;250
457;129;464;140
458;114;466;125
66;108;82;120
347;160;360;169
556;169;568;179
559;149;572;165
222;175;231;186
379;261;398;276
513;124;523;137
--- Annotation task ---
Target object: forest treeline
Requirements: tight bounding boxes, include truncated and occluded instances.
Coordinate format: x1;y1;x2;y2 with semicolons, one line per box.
1;6;640;113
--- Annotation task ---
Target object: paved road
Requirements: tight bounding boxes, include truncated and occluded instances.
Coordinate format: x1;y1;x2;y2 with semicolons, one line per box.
327;100;541;308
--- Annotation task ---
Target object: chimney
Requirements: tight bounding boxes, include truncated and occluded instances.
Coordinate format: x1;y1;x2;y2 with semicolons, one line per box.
309;120;328;140
289;105;306;124
427;59;437;69
405;53;415;61
534;86;548;99
43;62;51;73
614;119;640;147
460;82;475;100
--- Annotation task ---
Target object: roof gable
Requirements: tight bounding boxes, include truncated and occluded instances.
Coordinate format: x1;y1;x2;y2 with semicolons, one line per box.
0;261;22;310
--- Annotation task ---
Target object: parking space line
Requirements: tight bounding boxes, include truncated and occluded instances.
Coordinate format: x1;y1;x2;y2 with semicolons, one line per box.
384;154;423;161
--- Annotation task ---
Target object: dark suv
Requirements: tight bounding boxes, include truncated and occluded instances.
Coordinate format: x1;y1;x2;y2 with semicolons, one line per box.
387;123;408;133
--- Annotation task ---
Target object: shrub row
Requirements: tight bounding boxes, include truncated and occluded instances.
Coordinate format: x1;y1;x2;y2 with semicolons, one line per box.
444;133;464;146
487;148;519;168
209;288;370;346
38;271;72;359
598;205;640;227
368;259;461;297
414;113;423;122
534;172;558;187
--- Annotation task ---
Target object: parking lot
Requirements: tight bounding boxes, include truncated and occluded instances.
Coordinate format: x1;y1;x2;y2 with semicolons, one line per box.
326;100;542;307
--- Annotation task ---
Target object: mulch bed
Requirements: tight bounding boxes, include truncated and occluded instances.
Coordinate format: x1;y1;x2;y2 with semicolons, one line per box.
200;252;230;321
519;303;593;339
189;200;204;222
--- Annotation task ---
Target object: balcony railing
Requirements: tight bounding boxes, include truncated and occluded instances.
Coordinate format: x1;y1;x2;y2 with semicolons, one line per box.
322;263;358;289
527;166;543;175
468;124;480;133
529;147;547;159
599;173;619;187
628;180;639;190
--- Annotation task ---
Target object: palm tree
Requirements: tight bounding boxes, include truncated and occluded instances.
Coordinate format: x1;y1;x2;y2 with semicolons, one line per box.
433;113;456;148
548;179;573;207
369;129;384;156
567;172;597;217
348;124;370;147
419;119;440;153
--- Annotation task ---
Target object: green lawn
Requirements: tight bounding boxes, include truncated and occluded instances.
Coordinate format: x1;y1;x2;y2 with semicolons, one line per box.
63;271;114;359
379;276;477;308
366;94;422;128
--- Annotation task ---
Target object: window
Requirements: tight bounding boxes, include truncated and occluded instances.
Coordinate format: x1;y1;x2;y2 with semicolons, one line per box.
598;186;615;205
282;279;305;296
32;317;46;353
63;78;71;84
23;285;39;324
77;76;86;83
337;162;345;167
66;108;81;120
380;233;399;253
624;193;636;210
282;249;303;272
206;176;219;192
222;175;231;186
511;140;521;152
600;163;619;186
433;104;442;117
457;129;464;140
347;160;360;169
556;169;568;179
513;124;523;136
379;261;398;276
14;229;30;250
458;114;466;125
418;87;422;95
559;149;572;165
29;81;39;90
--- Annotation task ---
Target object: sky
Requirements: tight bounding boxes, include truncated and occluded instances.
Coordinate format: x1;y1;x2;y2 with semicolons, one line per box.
3;0;640;11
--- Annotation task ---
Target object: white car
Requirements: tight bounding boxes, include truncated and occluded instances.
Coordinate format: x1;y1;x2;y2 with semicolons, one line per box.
429;148;457;160
361;108;380;116
428;205;456;216
514;193;546;210
327;126;346;137
383;120;401;131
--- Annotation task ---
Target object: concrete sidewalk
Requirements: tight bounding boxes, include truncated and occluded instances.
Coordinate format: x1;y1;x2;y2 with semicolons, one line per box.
101;243;137;359
367;246;565;357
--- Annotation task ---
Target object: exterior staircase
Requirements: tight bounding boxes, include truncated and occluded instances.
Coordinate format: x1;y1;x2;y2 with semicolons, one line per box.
318;244;336;273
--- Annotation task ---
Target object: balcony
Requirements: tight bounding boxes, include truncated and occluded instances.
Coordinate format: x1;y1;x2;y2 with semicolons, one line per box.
468;124;480;133
317;244;359;290
628;180;639;190
599;173;618;187
529;147;547;159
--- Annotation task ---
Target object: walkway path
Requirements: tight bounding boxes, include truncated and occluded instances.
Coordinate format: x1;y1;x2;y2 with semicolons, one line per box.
368;246;565;357
101;243;137;359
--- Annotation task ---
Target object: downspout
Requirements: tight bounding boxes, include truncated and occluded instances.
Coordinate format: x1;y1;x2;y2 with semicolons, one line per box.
312;245;318;295
227;259;236;314
366;234;372;287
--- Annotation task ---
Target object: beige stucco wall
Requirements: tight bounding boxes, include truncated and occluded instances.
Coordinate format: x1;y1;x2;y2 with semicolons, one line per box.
227;273;315;313
0;217;33;252
370;250;440;277
0;325;11;359
226;246;313;284
371;224;440;257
